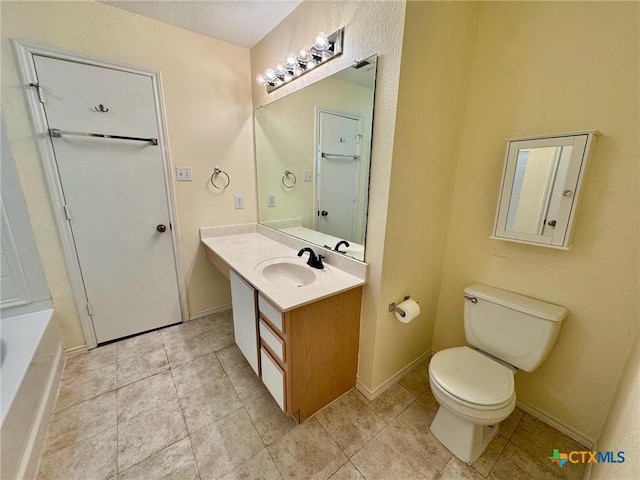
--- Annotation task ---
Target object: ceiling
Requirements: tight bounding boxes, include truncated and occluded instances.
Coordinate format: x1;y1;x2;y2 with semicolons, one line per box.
102;1;302;48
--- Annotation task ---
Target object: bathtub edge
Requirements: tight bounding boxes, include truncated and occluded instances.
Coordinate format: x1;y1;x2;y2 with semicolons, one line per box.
17;338;64;480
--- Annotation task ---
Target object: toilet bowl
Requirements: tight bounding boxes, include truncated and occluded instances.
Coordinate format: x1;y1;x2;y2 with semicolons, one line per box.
428;346;516;462
427;284;567;463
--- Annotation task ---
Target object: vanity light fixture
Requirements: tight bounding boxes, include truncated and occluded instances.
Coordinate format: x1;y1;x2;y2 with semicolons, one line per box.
255;28;344;93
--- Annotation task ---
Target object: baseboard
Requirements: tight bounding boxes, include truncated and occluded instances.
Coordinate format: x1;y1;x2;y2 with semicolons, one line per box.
189;304;232;321
64;344;88;356
516;399;596;449
356;350;433;401
20;341;63;480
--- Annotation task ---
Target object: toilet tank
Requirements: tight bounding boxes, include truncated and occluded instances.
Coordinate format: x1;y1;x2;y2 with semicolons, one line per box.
464;284;567;372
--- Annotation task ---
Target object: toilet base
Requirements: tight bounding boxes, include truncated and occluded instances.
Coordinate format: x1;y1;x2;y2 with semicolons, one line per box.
429;406;499;463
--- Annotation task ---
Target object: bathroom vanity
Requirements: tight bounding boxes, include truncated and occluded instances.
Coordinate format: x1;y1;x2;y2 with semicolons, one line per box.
201;224;366;422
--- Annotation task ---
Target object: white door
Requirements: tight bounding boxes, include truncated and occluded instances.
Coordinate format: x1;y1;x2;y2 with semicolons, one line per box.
316;111;360;241
33;55;182;344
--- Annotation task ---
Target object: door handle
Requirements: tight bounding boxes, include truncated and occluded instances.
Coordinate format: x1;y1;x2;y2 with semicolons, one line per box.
319;210;329;217
547;220;557;227
156;224;167;233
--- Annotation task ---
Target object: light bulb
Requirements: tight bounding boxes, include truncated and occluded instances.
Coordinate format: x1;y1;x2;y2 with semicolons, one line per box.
256;74;267;86
264;68;277;82
313;32;329;51
284;53;297;69
274;61;285;78
297;45;311;63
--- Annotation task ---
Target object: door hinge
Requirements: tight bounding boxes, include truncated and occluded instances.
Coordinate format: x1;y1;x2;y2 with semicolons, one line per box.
27;82;44;104
63;205;71;221
86;303;93;317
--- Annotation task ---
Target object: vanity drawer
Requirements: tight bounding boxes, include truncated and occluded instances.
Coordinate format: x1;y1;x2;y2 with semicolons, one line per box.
258;294;284;334
260;347;286;411
259;319;285;364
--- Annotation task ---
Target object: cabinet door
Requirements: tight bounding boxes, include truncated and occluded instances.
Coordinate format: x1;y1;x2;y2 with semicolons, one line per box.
230;270;259;374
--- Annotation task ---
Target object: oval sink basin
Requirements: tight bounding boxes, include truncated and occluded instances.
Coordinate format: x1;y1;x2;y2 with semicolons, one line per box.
255;257;331;288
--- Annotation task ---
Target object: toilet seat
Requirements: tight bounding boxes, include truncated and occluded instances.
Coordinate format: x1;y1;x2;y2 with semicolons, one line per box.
429;347;514;408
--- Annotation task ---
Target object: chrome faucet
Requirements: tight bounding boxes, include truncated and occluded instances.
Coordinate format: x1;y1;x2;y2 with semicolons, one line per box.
297;248;325;269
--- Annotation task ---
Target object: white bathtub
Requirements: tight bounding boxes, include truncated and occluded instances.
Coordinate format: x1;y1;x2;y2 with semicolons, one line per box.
1;309;63;480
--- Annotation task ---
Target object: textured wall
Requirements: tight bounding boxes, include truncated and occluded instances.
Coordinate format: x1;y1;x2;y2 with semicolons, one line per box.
1;1;255;348
432;1;639;442
591;330;640;479
251;0;406;389
375;1;479;387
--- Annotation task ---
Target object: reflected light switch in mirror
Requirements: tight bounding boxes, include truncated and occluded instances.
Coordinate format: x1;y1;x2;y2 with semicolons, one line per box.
303;170;313;182
267;194;276;207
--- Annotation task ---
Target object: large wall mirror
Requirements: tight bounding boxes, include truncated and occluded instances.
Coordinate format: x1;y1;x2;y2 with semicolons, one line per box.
492;131;598;249
255;55;377;262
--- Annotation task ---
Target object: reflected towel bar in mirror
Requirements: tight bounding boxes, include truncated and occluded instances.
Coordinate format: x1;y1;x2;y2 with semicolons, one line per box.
282;169;296;189
321;152;360;160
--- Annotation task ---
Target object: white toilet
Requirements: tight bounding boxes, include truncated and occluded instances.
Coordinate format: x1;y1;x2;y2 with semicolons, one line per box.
428;284;567;463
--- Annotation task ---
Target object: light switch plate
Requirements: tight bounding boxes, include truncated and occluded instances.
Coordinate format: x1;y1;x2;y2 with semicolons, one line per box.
234;195;244;209
267;194;276;207
176;166;192;181
303;170;313;182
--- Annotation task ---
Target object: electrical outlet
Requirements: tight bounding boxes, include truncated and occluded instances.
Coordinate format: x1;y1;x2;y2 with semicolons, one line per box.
175;166;192;181
303;170;313;182
234;195;244;209
267;194;276;207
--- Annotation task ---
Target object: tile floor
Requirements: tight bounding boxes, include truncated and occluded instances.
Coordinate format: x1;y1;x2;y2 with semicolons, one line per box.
36;310;588;480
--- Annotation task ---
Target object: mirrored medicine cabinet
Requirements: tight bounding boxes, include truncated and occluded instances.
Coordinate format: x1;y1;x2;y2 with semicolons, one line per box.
492;131;599;249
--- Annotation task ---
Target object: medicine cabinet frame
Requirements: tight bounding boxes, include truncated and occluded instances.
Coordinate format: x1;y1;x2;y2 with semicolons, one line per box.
492;131;599;250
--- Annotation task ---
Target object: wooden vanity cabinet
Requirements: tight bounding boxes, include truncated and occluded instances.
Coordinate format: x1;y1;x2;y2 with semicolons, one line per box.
257;287;363;423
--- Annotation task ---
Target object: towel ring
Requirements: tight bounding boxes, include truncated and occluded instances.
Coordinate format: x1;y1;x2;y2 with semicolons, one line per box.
210;167;230;190
282;169;296;189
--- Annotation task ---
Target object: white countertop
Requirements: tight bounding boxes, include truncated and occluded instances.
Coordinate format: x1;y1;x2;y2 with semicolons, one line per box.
201;229;366;312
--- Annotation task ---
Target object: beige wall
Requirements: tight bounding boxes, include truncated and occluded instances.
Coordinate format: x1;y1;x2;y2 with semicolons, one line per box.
374;1;479;387
250;0;406;390
1;1;255;348
591;330;639;479
432;1;639;442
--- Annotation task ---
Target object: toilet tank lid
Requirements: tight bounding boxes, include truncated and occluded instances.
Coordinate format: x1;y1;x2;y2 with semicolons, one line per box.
465;284;568;322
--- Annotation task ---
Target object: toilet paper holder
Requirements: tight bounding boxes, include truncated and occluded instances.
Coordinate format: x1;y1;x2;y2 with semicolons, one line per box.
389;296;412;317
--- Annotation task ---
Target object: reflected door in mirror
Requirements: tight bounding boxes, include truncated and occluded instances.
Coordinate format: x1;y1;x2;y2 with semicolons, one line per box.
317;110;361;242
506;145;573;236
